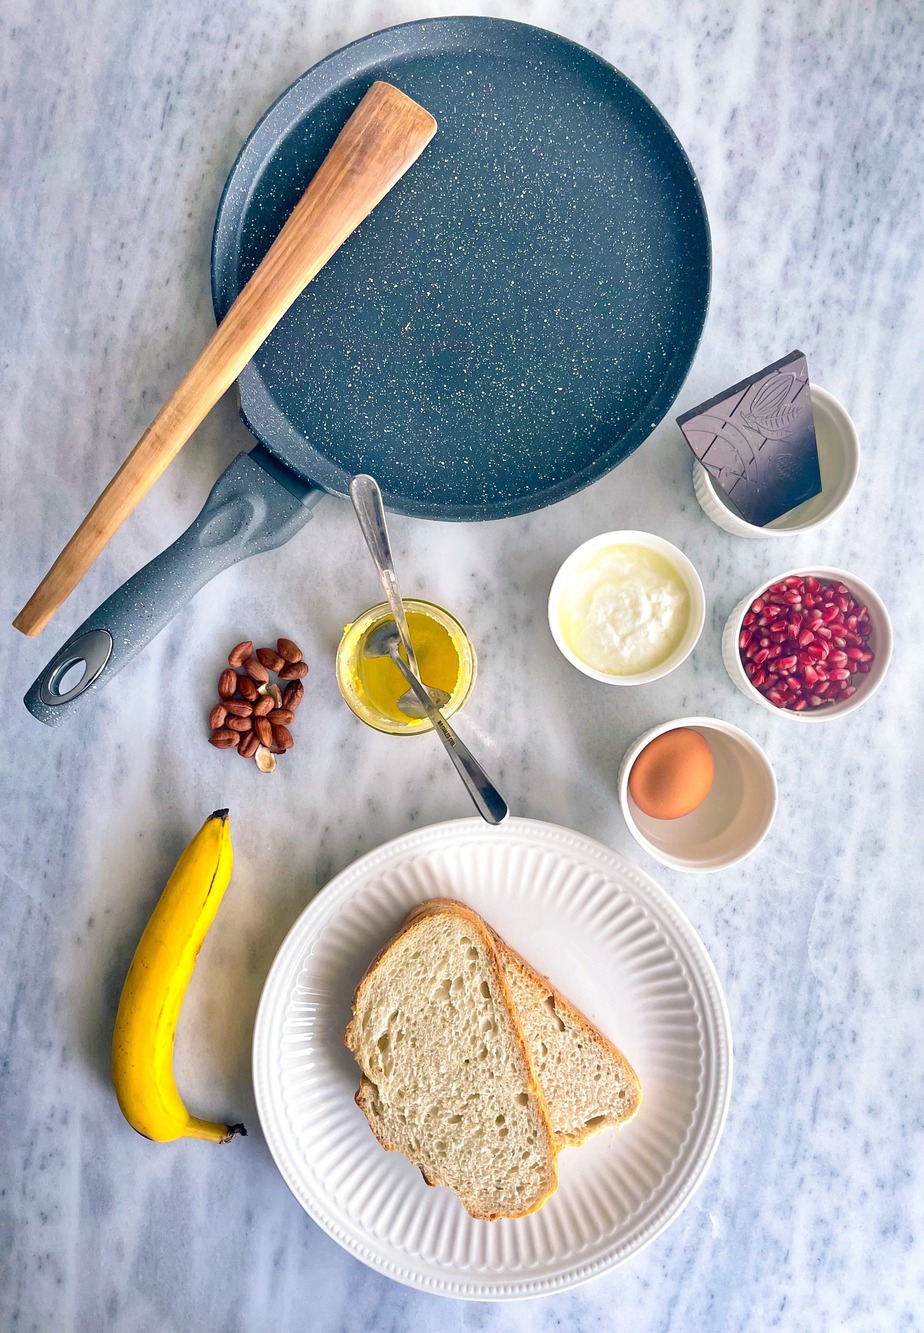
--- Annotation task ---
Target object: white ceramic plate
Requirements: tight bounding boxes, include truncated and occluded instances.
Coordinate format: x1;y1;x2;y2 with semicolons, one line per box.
253;818;733;1300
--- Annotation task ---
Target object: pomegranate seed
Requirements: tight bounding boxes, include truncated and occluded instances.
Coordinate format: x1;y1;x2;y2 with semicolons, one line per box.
752;598;765;612
744;612;757;627
859;650;874;662
798;629;814;647
842;685;857;697
786;677;801;693
808;695;825;707
806;576;819;591
815;680;830;694
792;698;808;711
846;615;858;629
777;655;798;672
770;618;787;633
753;668;768;687
822;605;839;623
857;661;872;674
816;626;833;640
829;668;851;681
783;590;802;605
771;632;787;644
828;650;848;666
845;647;865;660
845;630;862;646
753;648;770;666
759;636;770;647
803;664;818;686
739;630;752;649
769;583;785;594
767;689;785;705
855;604;868;621
768;644;783;659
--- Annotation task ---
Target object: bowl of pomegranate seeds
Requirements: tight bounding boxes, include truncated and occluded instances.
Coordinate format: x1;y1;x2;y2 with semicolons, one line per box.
723;568;892;721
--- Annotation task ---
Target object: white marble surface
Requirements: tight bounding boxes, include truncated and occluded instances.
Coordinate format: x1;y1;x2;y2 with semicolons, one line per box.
2;0;923;1328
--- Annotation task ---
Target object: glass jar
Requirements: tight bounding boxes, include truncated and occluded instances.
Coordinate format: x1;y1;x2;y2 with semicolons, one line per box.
336;599;476;736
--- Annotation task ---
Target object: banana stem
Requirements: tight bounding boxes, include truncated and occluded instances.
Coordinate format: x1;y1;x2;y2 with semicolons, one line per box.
184;1117;247;1143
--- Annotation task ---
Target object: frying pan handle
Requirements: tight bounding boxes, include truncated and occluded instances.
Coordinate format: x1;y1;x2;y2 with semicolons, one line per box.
23;453;320;726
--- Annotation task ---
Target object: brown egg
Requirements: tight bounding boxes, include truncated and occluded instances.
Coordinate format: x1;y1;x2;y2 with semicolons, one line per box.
628;728;715;820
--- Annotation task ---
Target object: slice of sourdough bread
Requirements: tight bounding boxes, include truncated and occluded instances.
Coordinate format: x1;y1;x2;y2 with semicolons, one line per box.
494;936;642;1147
405;899;642;1148
344;900;558;1221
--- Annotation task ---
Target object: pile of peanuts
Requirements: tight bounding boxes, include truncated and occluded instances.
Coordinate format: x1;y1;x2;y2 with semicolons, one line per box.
208;638;308;770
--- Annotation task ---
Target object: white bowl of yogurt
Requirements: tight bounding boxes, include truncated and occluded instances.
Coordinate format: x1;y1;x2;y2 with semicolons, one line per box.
548;531;706;685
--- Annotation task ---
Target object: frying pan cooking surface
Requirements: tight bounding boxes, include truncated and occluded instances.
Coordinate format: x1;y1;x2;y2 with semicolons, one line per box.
211;17;710;519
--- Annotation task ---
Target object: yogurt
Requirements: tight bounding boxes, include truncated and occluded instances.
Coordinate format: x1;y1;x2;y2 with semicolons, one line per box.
556;544;690;675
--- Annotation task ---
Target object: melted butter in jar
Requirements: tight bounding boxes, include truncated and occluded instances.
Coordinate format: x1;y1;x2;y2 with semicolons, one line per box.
557;544;690;675
336;600;476;735
358;611;460;722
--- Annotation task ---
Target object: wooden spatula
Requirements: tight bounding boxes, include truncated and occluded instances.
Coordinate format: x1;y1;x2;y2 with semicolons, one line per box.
14;81;436;637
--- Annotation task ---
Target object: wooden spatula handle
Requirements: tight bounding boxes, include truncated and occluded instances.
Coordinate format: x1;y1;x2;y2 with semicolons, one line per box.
14;81;436;637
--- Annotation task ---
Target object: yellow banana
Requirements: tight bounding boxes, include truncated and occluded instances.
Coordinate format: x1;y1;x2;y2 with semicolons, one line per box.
111;809;245;1143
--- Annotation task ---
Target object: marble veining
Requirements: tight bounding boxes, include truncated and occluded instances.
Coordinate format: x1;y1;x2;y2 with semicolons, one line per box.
2;0;923;1330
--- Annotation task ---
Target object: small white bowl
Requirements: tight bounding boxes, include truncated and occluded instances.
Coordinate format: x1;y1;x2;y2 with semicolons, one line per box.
693;384;860;538
723;566;892;722
617;717;778;873
548;531;705;685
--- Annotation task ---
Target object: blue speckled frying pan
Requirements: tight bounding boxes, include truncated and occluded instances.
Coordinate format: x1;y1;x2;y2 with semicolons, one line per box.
26;16;709;724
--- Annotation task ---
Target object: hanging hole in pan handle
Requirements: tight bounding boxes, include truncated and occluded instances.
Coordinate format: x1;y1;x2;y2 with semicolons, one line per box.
38;629;114;705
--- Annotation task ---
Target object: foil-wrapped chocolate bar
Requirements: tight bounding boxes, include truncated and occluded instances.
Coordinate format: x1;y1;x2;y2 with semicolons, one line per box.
677;351;822;526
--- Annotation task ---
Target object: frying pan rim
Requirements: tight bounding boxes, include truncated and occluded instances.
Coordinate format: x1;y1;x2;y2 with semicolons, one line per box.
210;15;711;521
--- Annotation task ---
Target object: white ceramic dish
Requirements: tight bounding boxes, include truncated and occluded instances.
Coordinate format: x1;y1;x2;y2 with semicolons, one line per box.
693;384;860;537
723;566;892;722
548;531;705;685
253;818;733;1300
617;717;777;872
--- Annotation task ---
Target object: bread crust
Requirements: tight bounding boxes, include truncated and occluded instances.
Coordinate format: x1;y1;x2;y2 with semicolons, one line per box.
345;900;559;1221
